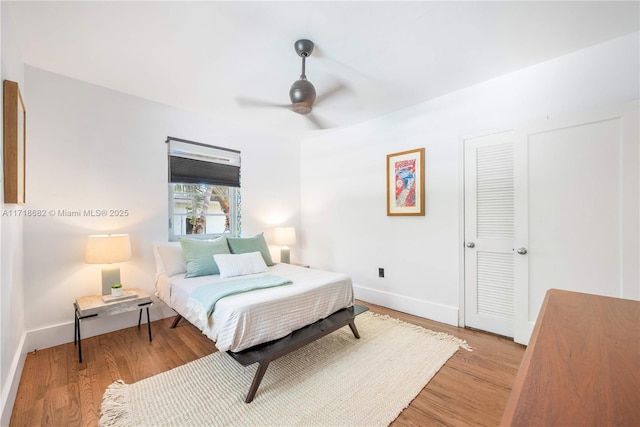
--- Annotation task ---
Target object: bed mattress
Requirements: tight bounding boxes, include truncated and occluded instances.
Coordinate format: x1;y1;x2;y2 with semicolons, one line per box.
155;263;354;352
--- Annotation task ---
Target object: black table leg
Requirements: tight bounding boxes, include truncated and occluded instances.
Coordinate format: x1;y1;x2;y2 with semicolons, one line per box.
146;307;152;342
77;314;83;363
73;303;84;362
137;306;152;342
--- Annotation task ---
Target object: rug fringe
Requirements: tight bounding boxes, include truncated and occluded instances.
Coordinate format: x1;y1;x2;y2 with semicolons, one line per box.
99;380;134;427
365;311;473;351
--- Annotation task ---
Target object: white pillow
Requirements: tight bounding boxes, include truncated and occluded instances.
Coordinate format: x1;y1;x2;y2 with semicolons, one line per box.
153;242;187;277
213;252;268;278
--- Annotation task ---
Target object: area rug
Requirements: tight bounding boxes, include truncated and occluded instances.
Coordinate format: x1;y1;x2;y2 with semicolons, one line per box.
100;312;470;427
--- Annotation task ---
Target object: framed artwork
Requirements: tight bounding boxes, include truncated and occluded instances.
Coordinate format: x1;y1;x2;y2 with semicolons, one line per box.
386;148;425;216
3;80;26;204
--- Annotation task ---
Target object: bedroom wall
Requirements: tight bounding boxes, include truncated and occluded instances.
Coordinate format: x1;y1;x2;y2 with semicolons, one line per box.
0;3;26;425
21;66;302;351
300;32;640;325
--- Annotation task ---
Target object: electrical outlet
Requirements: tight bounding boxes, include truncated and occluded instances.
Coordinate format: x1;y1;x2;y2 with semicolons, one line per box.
378;268;384;278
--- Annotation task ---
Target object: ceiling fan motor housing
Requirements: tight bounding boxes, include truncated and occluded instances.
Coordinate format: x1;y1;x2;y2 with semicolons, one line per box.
289;79;316;114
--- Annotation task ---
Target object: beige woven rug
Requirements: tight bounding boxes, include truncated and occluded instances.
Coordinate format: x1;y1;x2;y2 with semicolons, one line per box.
100;312;469;427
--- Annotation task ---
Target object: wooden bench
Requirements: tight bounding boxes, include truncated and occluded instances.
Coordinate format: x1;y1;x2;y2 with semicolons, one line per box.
228;304;369;403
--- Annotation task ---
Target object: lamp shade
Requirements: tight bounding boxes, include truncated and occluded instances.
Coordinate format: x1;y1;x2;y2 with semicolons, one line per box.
85;234;131;264
274;227;296;246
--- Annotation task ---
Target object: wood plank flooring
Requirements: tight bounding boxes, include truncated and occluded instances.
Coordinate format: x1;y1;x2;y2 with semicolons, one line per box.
10;301;525;426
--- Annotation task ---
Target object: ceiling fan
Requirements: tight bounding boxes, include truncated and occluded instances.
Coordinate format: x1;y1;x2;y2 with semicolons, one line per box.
289;38;321;115
237;39;347;129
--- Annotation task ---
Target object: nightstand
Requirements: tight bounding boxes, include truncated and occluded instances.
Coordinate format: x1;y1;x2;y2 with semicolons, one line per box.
73;288;153;362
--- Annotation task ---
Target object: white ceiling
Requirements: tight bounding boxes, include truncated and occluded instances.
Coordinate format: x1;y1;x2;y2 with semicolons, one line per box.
7;1;640;138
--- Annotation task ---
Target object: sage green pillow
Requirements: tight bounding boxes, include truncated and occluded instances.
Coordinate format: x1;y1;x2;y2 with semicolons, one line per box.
179;237;230;277
226;233;274;266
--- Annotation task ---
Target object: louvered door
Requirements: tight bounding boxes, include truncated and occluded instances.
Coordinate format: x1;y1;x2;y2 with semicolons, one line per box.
464;131;514;337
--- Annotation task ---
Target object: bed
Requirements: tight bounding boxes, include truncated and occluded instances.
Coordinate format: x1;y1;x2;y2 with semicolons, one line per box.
153;238;362;401
153;239;360;403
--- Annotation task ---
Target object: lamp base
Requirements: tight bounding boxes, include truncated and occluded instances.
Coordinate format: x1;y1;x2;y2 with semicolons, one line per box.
101;266;121;296
280;247;291;264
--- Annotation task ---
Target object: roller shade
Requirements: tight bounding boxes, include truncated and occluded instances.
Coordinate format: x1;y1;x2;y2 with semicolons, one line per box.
167;137;241;187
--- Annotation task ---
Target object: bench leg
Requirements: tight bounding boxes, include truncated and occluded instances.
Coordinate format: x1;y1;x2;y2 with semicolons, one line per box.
245;360;271;403
170;314;182;329
348;320;361;339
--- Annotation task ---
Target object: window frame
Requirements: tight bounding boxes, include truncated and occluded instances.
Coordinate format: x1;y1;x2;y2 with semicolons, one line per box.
166;137;241;241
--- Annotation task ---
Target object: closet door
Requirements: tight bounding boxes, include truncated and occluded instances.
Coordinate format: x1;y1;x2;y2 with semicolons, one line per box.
513;102;639;344
464;131;515;337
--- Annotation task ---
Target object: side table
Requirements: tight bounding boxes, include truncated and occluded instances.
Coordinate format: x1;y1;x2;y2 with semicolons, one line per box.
73;288;153;363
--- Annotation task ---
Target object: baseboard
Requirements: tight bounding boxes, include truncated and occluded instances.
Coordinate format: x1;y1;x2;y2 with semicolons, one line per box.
354;285;459;326
1;332;27;427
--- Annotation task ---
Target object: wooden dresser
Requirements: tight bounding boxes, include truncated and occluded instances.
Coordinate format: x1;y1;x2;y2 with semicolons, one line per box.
501;289;639;426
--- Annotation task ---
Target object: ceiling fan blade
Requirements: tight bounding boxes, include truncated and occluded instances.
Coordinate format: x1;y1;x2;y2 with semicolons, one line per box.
314;81;350;106
236;97;289;109
304;113;330;130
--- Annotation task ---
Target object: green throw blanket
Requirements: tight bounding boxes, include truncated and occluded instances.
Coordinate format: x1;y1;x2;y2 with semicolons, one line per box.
189;274;293;317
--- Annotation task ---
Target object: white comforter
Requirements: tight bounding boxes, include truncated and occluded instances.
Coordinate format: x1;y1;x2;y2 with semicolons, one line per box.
155;263;354;352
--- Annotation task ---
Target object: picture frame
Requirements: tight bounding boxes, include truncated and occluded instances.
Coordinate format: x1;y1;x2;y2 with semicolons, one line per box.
3;80;26;204
386;148;425;216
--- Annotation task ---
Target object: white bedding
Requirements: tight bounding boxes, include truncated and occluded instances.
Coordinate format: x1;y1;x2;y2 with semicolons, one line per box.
155;263;354;352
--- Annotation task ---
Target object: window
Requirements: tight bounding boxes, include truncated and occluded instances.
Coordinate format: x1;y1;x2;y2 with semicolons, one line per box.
167;137;241;240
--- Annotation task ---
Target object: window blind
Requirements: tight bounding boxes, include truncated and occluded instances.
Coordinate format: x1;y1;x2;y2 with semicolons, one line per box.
167;137;241;187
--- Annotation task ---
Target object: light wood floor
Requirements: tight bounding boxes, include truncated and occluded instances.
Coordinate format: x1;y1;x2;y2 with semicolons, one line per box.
10;301;525;426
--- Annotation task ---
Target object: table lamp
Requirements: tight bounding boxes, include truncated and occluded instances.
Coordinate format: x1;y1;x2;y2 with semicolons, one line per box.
274;227;296;264
85;234;131;295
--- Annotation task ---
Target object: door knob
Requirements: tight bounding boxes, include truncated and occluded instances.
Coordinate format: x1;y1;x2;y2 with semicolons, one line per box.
516;247;528;255
466;242;475;248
